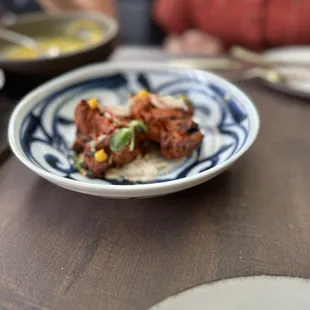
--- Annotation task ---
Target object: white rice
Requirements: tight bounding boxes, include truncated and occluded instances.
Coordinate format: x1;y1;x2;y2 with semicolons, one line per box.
105;150;185;182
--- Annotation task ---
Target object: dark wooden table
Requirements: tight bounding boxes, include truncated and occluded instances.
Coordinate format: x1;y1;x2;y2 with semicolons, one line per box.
1;50;310;310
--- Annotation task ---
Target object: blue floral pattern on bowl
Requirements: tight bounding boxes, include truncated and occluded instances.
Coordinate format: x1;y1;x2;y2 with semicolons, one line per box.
19;69;250;185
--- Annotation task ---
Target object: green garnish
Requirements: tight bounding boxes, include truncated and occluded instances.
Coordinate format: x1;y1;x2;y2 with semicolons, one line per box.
110;120;147;152
74;154;84;171
129;130;135;151
128;120;148;132
110;128;132;152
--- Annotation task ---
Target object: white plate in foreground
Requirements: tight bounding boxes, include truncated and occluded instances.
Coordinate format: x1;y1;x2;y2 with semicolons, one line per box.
149;276;310;310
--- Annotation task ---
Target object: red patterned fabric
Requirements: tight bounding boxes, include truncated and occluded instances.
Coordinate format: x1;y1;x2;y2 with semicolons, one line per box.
154;0;310;49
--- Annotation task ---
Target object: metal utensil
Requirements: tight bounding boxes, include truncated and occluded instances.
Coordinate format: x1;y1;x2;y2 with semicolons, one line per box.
231;46;310;69
0;28;39;50
169;57;243;70
0;28;60;57
229;67;310;84
168;52;310;84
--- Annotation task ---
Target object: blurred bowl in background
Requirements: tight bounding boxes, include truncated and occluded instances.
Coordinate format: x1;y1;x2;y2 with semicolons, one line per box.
0;70;4;90
0;11;119;94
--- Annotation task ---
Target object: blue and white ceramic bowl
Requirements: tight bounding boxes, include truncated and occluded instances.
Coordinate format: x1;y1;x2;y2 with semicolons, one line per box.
9;63;259;198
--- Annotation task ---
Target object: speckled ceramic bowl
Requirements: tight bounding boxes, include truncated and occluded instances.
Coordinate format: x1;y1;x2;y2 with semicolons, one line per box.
9;62;259;198
148;276;310;310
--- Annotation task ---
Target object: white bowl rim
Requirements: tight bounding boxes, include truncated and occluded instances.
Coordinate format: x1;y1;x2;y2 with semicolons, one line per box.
8;62;260;195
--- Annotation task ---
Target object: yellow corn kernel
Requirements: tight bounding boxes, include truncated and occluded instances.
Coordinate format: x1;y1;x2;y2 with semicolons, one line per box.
87;98;99;109
137;89;149;99
179;94;187;100
94;149;108;162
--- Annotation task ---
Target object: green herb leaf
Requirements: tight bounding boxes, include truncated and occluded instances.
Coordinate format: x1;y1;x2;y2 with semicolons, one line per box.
110;128;132;152
128;120;148;132
74;154;84;171
110;121;147;153
129;130;135;151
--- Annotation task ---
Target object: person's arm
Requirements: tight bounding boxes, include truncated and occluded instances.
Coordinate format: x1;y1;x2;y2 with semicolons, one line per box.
153;0;191;33
37;0;117;18
154;0;268;54
154;0;223;55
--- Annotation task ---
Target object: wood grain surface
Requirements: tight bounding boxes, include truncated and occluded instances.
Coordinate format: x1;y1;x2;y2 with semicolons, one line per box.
1;79;310;309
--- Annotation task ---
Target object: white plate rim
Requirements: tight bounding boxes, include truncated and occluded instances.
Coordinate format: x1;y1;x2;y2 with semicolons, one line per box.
148;275;310;309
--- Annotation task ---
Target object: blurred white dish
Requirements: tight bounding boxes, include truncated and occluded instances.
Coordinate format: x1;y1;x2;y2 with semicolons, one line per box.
263;46;310;98
149;276;310;310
